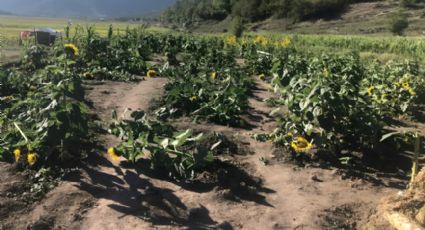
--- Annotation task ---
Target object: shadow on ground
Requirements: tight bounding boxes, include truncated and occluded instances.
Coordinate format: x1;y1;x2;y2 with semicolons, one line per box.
67;152;273;229
272;143;413;190
125;159;276;207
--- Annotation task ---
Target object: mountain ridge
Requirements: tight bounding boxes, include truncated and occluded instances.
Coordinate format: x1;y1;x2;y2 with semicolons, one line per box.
0;0;176;18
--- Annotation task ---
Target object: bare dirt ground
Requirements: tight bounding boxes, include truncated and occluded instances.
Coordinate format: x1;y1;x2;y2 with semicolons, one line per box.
0;77;416;230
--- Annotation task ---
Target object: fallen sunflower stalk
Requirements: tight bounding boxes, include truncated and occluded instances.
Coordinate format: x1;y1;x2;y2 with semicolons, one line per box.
109;110;220;179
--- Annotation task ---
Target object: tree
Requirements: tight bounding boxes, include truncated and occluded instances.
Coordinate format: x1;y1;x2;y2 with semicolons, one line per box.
391;11;409;36
229;16;244;37
401;0;424;8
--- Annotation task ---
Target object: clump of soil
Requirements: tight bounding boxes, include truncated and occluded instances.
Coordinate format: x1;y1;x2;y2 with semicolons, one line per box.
319;203;364;229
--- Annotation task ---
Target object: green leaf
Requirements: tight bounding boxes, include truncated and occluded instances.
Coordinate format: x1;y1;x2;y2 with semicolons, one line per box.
161;138;169;149
205;151;214;162
380;131;401;142
270;108;281;117
188;133;204;142
210;140;222;151
299;99;310;111
171;129;192;147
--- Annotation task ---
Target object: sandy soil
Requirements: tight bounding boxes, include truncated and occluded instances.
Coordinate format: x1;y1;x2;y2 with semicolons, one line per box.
0;77;414;230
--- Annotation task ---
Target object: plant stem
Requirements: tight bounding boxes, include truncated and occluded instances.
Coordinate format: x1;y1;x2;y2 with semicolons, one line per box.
410;134;421;188
13;122;29;143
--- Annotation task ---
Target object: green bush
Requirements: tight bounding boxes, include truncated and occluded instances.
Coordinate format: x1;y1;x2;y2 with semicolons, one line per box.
401;0;424;8
391;12;409;36
229;16;244;38
162;0;378;24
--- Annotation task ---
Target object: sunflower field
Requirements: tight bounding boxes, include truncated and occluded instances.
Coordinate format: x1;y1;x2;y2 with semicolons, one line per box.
0;26;424;181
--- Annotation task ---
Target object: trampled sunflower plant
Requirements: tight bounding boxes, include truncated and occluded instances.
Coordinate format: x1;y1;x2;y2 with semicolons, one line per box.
0;63;90;166
109;110;217;179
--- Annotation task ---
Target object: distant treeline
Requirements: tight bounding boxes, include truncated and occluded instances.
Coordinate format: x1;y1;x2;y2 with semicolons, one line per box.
161;0;383;24
0;10;13;16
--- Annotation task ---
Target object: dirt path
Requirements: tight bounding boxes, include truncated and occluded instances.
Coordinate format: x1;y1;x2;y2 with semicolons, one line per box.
205;80;403;229
80;79;404;229
1;78;406;230
81;77;172;229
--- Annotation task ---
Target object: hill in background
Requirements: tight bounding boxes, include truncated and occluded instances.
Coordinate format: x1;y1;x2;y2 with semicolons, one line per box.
0;10;13;15
0;0;176;18
162;0;425;35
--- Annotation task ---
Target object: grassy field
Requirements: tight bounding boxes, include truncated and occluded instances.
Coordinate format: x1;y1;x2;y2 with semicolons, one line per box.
0;15;170;63
246;32;425;64
0;15;170;44
1;15;425;66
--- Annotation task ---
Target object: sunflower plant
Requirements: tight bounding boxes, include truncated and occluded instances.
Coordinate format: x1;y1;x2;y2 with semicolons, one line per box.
70;27;147;81
109;110;216;179
21;45;50;71
157;52;252;126
362;60;423;116
0;62;90;166
270;53;386;153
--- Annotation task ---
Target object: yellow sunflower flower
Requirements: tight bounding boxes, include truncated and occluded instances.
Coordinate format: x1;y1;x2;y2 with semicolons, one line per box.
225;35;237;45
190;96;198;102
399;81;417;96
367;86;375;96
211;72;217;80
83;72;93;78
14;149;21;162
27;153;38;166
379;93;389;104
147;70;156;78
291;137;313;153
108;147;119;161
323;68;329;77
276;37;291;48
259;74;266;81
254;35;268;46
64;43;79;56
402;82;410;89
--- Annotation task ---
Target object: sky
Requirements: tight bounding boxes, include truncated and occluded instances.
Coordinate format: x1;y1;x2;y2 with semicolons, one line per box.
0;0;176;18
